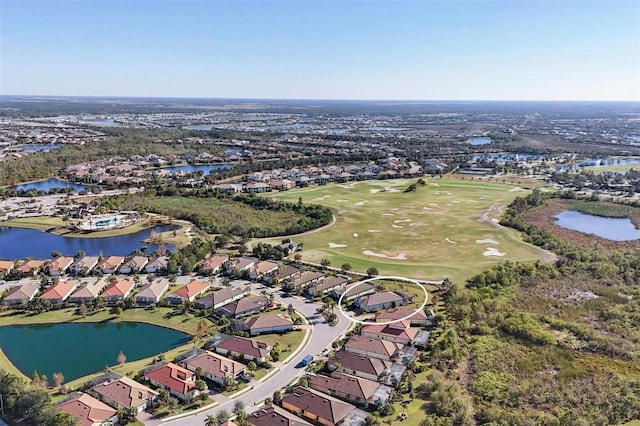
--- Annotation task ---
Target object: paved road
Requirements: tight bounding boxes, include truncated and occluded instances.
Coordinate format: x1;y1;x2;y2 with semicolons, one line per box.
164;281;352;426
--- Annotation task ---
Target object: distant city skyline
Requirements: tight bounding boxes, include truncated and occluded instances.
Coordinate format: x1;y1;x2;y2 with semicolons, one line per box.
1;0;638;101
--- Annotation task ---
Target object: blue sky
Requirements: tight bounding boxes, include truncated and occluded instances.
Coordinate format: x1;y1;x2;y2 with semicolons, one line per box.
1;0;638;100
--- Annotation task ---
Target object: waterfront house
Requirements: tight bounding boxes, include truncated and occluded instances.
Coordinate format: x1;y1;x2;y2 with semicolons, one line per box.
0;260;15;277
281;386;355;426
15;259;46;277
355;291;406;312
195;286;245;310
3;283;39;306
135;278;170;305
247;406;312;426
144;256;170;274
119;256;149;274
88;373;158;413
69;256;100;276
45;256;74;276
308;372;393;407
217;295;270;319
165;280;209;305
39;280;79;304
212;334;271;363
95;256;125;275
56;392;118;426
198;254;229;275
179;349;245;387
68;279;108;304
143;362;197;402
101;279;135;304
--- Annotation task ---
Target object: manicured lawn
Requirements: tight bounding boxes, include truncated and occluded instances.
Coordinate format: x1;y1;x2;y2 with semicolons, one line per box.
251;329;306;355
259;178;552;283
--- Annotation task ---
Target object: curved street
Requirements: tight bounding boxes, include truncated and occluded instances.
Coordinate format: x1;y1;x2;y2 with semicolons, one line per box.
163;280;353;426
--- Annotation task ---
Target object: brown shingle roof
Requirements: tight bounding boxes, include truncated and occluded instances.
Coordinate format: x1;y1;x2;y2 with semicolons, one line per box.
57;393;117;426
90;376;158;410
215;335;271;359
282;387;354;425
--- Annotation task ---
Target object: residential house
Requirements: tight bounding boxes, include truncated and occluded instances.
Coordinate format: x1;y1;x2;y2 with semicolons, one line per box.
229;257;258;275
281;386;355;426
101;279;136;304
275;239;302;254
0;260;15;278
144;256;170;274
69;256;100;276
179;349;245;386
45;256;74;276
212;335;271;363
343;335;402;361
309;372;393;407
270;264;300;284
119;256;149;274
287;271;325;291
39;280;79;304
88;374;158;413
3;283;40;306
95;256;125;274
247;406;312;426
195;287;245;310
248;260;279;280
143;362;197;402
269;179;296;191
327;351;392;382
56;392;118;426
165;280;209;305
217;295;270;319
198;254;229;275
236;313;294;336
68;279;108;304
374;307;428;326
355;291;406;312
15;259;46;277
135;278;170;305
213;183;243;193
243;182;271;193
307;276;349;297
361;321;419;346
331;282;376;301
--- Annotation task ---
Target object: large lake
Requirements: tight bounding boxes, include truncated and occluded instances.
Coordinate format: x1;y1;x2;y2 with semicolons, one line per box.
0;322;189;382
15;179;88;193
555;210;640;241
0;225;176;259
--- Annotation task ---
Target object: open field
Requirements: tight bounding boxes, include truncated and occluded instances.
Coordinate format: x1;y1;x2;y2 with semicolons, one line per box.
259;178;553;283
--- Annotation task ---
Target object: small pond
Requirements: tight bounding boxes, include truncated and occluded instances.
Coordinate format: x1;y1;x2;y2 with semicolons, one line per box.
0;224;176;259
467;137;493;146
555;210;640;241
0;322;189;382
158;163;233;175
16;144;61;152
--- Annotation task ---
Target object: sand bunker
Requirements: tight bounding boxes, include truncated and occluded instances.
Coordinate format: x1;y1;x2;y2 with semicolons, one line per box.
509;187;524;192
337;199;349;202
353;233;359;237
452;200;461;203
329;243;347;248
430;183;440;186
434;191;440;195
446;238;457;244
369;189;381;194
394;219;412;223
483;247;506;257
384;187;401;193
429;203;439;207
354;200;369;206
367;229;381;233
392;224;403;228
363;250;407;260
423;207;434;210
476;238;500;244
337;183;358;189
313;195;330;201
381;213;395;216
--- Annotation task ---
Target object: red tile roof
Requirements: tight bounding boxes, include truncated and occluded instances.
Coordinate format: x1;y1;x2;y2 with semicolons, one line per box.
57;393;117;426
144;362;195;396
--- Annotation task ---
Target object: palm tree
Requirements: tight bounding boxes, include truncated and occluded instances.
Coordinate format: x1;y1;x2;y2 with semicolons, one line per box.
204;414;216;426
